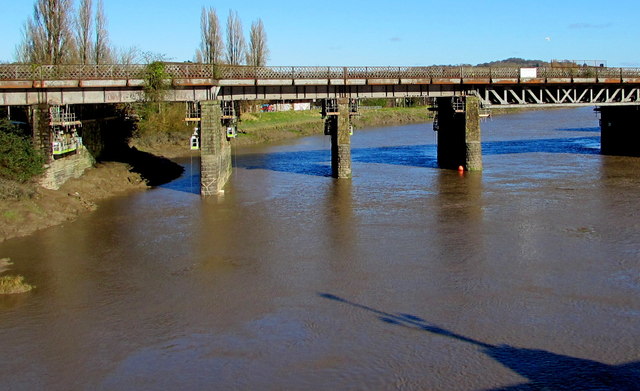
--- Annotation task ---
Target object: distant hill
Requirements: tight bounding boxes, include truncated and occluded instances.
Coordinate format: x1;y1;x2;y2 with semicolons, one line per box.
476;58;549;67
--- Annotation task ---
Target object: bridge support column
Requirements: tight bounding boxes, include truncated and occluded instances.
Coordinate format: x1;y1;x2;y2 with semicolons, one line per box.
436;96;482;171
200;100;232;196
30;103;52;162
599;106;640;156
328;98;352;179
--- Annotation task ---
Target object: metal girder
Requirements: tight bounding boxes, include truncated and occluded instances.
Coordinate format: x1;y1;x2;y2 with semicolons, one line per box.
478;85;640;107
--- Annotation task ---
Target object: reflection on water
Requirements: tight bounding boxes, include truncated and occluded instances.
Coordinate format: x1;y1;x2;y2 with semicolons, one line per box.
1;107;639;390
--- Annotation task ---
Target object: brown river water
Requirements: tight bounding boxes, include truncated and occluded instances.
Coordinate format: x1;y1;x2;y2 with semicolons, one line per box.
1;107;639;390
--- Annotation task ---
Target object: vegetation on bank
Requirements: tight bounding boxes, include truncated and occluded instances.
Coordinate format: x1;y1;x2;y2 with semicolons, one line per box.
0;258;34;295
0;119;44;200
354;106;432;127
0;119;45;183
234;105;432;145
0;275;35;295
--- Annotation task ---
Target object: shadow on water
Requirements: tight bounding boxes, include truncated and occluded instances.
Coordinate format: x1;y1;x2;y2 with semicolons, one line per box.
103;146;185;187
319;293;640;391
157;156;201;194
159;168;200;194
235;136;600;177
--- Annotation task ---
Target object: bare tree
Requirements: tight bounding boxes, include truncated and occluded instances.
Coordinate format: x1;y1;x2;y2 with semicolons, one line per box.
246;19;269;67
195;51;203;63
93;0;112;64
197;7;224;64
16;19;43;63
18;0;76;64
76;0;93;64
225;10;246;66
116;46;140;65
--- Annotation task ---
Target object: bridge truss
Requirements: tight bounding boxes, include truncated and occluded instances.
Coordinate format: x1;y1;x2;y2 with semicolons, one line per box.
476;85;640;107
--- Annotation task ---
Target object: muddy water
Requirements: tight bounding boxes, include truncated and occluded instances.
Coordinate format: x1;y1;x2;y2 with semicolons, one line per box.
1;107;639;390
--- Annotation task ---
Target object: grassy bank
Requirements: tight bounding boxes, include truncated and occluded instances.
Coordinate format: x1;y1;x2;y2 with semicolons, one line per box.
130;105;434;154
236;110;323;145
234;106;433;146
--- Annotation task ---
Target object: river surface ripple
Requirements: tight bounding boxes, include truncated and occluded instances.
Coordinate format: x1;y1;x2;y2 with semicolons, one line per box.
1;107;639;390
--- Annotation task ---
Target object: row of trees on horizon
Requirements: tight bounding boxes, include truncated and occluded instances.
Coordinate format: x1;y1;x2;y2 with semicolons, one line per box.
15;0;269;66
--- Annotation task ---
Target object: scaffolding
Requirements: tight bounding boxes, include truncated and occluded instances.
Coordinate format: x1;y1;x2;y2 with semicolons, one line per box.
321;99;339;117
452;97;465;113
49;105;82;157
321;99;360;117
221;100;236;119
185;101;201;121
49;105;81;127
349;98;360;116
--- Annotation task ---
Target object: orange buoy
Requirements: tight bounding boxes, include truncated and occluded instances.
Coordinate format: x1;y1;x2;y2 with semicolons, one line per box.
458;165;465;172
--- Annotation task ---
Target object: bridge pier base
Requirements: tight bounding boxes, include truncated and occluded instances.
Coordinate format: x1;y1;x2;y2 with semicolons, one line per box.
436;96;482;171
599;106;640;156
200;100;232;196
326;98;352;179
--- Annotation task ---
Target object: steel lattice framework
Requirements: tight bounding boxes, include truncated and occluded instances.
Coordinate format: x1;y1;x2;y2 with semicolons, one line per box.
476;85;640;107
1;64;639;80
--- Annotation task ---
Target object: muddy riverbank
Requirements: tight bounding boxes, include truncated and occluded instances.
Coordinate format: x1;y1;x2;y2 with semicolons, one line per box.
0;162;148;242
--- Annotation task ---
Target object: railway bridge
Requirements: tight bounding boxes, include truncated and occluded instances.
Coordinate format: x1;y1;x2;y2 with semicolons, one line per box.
1;64;639;194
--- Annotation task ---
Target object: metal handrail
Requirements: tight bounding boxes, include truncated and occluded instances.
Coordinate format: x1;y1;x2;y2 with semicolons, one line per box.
2;64;640;81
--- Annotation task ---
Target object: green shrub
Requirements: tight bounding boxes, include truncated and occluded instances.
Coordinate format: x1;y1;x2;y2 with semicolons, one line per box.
144;62;170;102
0;120;45;182
134;102;191;145
360;98;389;107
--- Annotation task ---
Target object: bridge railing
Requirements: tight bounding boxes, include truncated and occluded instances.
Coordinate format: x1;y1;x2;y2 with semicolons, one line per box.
621;68;640;78
2;63;640;81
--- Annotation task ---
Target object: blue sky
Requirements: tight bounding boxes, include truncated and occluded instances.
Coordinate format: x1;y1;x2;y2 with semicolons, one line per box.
1;0;639;67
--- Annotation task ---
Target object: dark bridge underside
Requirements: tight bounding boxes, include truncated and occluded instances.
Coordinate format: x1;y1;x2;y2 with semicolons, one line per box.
1;83;638;107
217;84;640;107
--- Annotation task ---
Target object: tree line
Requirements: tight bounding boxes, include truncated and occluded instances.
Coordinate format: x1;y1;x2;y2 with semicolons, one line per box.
18;0;112;65
16;0;269;66
196;7;268;66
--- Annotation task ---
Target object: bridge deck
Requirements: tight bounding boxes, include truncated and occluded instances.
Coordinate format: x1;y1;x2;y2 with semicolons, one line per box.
1;64;640;106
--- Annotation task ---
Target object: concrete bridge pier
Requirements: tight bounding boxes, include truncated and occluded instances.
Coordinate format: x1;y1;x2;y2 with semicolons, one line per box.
435;96;482;171
200;100;232;195
324;98;352;179
599;106;640;156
